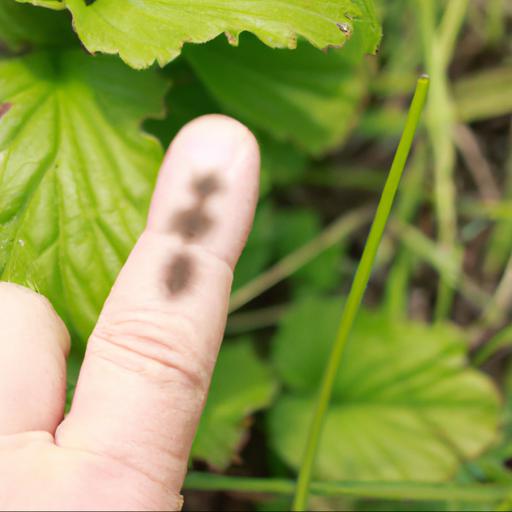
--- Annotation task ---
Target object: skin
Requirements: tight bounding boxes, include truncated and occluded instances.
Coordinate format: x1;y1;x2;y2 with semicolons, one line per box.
0;115;260;511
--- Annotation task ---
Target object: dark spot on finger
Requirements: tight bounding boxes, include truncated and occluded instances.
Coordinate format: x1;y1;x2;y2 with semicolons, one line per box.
167;253;194;294
170;173;222;240
0;103;12;120
193;173;221;199
172;208;213;240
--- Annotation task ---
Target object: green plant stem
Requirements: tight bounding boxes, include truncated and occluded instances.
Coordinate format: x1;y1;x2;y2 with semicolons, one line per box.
184;472;509;504
291;76;430;512
229;204;373;313
418;0;468;322
438;0;470;69
485;0;505;45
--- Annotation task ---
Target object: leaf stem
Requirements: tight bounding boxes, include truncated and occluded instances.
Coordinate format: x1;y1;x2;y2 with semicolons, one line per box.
291;76;430;511
185;472;509;504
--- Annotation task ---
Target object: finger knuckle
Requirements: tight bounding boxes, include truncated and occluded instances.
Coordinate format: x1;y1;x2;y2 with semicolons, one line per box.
91;307;209;393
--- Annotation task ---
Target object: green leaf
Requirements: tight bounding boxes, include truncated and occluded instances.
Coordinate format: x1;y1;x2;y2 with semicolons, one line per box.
269;297;501;481
258;134;308;196
186;34;370;155
144;61;220;149
273;208;343;295
192;338;278;469
18;0;381;69
233;201;274;291
0;50;167;346
0;0;75;50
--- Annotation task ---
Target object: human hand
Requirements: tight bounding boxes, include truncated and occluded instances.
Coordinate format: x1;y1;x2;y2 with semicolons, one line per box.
0;115;260;511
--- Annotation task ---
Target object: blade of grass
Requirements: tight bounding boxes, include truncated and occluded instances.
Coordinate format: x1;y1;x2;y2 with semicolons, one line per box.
438;0;470;69
291;76;430;512
229;204;373;313
480;251;512;328
184;472;510;504
485;126;512;275
473;324;512;366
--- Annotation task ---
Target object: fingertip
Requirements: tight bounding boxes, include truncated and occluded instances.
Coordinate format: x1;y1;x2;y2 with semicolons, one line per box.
0;282;70;434
148;115;261;267
168;114;260;174
0;282;70;355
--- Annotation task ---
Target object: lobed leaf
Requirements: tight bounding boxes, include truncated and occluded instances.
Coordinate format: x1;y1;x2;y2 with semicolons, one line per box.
0;50;167;347
186;34;369;155
273;208;343;295
15;0;381;69
269;297;501;481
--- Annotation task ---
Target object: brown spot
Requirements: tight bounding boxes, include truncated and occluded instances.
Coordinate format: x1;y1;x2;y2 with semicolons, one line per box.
170;174;221;240
171;207;213;240
225;32;238;45
0;103;12;119
192;174;221;200
167;253;194;294
336;22;351;34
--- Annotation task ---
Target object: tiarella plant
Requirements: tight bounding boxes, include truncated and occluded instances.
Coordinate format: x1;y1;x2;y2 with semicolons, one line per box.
0;1;510;510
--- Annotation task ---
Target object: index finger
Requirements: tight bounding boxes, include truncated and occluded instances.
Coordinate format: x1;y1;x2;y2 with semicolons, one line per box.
56;115;260;502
